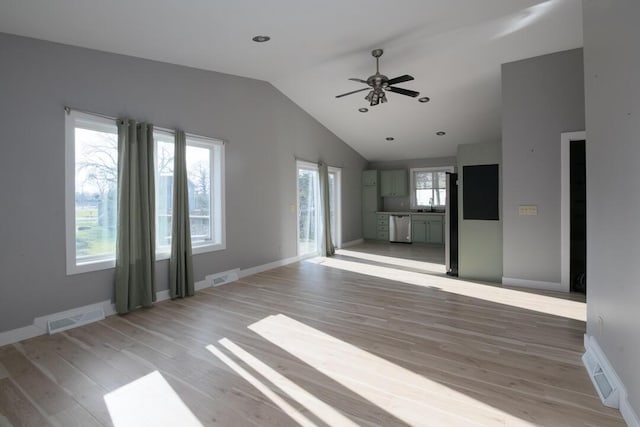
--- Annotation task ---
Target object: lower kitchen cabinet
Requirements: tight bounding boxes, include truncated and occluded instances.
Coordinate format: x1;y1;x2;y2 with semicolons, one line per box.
412;221;427;243
377;214;389;240
411;215;443;244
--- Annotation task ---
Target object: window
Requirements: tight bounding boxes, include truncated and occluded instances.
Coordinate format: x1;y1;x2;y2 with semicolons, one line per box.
409;167;454;209
65;111;119;274
66;110;226;274
153;132;225;257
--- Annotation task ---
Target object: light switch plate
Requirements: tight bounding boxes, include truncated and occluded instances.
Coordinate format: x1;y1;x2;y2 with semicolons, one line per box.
518;205;538;216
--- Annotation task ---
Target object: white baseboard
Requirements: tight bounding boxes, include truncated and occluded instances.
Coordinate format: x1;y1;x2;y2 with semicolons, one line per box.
0;325;46;347
502;276;568;292
583;334;639;427
622;398;640;427
0;253;317;347
156;290;171;302
238;254;311;278
194;279;210;291
341;238;364;248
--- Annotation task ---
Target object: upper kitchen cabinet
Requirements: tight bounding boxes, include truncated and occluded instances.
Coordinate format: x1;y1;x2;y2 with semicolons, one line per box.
380;170;408;197
363;170;379;186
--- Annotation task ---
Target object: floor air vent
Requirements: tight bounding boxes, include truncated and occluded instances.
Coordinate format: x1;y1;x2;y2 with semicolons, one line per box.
47;308;105;334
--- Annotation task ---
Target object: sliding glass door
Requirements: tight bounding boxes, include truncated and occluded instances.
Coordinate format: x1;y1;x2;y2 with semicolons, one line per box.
297;161;341;256
328;167;341;248
297;162;320;256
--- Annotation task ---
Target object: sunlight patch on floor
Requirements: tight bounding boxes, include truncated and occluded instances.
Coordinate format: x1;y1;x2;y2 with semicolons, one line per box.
216;338;359;426
249;314;537;427
206;344;318;427
335;248;446;273
103;371;202;427
307;256;585;321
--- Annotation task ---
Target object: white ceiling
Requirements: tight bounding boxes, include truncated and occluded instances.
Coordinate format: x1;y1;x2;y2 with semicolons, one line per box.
0;0;582;161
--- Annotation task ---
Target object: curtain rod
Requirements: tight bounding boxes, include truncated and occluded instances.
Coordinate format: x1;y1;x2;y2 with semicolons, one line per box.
294;156;320;165
64;106;227;144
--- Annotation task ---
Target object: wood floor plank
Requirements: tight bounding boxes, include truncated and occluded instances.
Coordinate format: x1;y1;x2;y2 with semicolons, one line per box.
0;242;625;426
0;378;51;427
0;345;78;417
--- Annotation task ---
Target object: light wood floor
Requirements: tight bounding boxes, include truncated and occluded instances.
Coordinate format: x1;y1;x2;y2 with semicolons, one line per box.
0;243;623;426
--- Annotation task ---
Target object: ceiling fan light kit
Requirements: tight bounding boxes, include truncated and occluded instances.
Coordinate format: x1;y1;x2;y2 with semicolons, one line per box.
336;49;420;107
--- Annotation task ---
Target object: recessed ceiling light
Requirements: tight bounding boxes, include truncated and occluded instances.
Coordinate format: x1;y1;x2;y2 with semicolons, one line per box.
358;107;369;113
418;97;430;103
252;35;271;43
436;131;446;136
385;137;395;141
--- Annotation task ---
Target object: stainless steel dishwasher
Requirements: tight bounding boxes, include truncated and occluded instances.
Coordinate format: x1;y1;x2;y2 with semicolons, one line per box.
389;215;412;243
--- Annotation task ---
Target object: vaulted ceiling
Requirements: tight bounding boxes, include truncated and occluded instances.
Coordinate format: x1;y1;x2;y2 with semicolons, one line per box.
0;0;582;161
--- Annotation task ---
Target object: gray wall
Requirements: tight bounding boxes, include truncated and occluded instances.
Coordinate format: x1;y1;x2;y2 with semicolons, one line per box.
0;33;367;333
501;49;585;283
583;0;640;414
367;156;456;211
457;142;502;282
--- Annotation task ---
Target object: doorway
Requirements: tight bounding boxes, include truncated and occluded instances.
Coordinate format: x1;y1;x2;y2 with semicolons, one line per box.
570;140;586;293
561;131;587;293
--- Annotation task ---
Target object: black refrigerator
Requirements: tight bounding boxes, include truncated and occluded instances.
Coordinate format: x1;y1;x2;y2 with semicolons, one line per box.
445;172;459;276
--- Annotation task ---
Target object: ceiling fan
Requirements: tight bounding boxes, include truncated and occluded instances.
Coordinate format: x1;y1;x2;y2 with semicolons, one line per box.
336;49;419;106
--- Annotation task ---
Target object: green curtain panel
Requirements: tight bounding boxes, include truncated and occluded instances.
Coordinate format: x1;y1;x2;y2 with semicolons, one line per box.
115;119;156;314
319;162;335;257
170;130;195;298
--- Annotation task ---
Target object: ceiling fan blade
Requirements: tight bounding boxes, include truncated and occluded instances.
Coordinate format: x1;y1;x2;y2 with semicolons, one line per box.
386;74;414;85
388;86;420;97
336;87;370;98
348;78;369;84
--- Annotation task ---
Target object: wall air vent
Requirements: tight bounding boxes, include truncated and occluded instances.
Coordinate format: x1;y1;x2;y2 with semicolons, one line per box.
47;308;105;335
582;337;620;408
206;268;240;288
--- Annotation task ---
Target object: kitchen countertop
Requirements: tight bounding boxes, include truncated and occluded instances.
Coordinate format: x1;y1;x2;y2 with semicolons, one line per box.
376;211;445;215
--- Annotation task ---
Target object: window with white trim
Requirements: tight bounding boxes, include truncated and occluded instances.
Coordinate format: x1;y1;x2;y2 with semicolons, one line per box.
409;167;454;209
66;111;119;274
154;132;225;257
66;111;225;274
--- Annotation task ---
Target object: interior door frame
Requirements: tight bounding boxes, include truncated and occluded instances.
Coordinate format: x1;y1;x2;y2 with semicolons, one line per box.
561;131;586;292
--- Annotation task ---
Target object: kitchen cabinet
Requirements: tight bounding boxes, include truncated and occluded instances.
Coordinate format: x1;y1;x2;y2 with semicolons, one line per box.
380;170;408;197
362;170;379;186
377;214;389;241
362;171;380;240
411;214;444;245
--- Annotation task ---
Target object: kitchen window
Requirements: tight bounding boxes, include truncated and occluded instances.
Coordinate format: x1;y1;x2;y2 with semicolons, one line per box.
409;167;454;209
66;110;225;274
